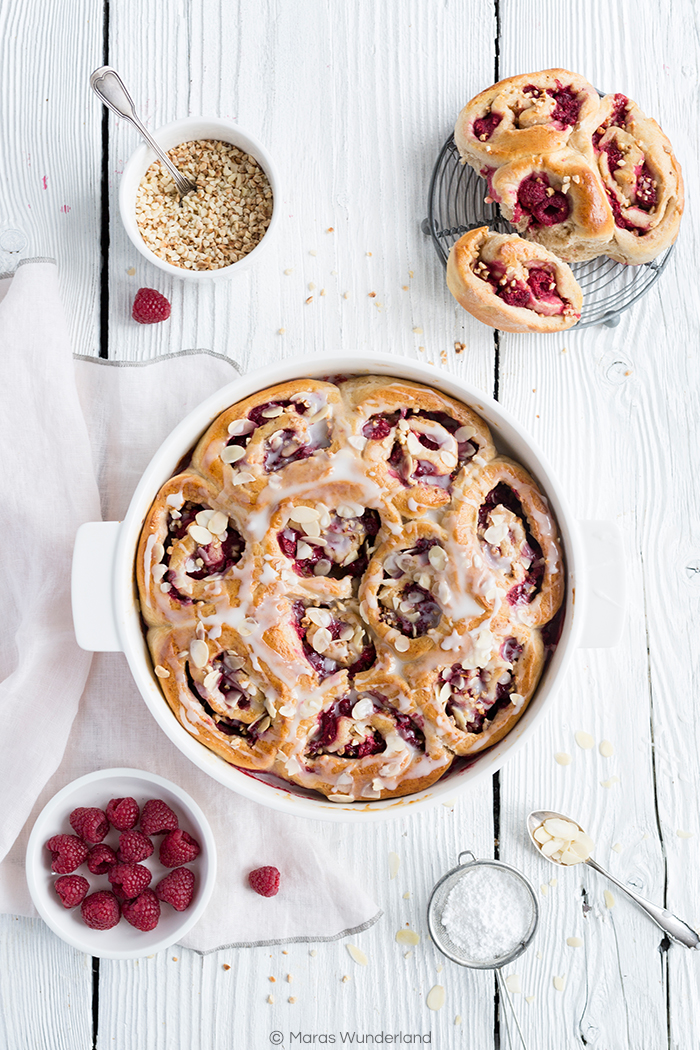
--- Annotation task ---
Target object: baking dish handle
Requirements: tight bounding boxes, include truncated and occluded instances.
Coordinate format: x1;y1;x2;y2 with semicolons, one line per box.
71;521;123;652
576;520;626;649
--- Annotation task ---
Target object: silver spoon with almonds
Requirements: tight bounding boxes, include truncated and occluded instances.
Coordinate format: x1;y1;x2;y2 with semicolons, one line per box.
527;809;700;949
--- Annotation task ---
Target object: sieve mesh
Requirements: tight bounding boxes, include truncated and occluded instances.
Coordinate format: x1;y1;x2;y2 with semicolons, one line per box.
423;134;674;330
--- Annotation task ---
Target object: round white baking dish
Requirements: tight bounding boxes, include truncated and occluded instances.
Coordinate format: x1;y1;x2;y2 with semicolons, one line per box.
72;353;625;822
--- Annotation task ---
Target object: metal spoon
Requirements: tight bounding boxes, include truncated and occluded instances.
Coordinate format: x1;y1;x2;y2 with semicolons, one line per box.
527;809;699;949
90;66;197;201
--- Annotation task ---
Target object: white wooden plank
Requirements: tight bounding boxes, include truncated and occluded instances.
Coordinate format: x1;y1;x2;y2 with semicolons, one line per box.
0;915;93;1049
495;1;699;1046
0;0;102;357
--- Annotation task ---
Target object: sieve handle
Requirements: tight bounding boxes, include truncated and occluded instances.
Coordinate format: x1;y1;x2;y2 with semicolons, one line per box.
496;969;529;1050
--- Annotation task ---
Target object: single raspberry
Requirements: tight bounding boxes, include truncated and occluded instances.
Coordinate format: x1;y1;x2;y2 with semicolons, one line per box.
155;867;195;911
108;862;152;899
81;891;121;930
159;828;201;868
69;807;109;844
248;866;280;897
106;797;140;831
132;287;171;325
54;875;90;908
45;835;89;874
117;830;154;864
122;889;160;931
140;799;179;836
86;843;118;875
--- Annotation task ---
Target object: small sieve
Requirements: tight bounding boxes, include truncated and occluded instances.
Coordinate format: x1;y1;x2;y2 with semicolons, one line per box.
427;850;539;1049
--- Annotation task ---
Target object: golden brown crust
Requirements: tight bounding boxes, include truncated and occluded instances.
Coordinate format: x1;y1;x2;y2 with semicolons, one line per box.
136;377;566;803
446;227;582;333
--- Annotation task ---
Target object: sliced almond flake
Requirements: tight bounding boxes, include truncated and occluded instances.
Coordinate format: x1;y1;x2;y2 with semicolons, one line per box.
228;418;255;436
296;541;314;560
554;752;572;766
195;509;214;527
154;665;170;679
278;704;295;717
230;471;256;484
574;730;595;750
203;669;220;690
328;794;355;803
600;776;620;789
395;928;420;946
505;974;521;994
426;985;445;1011
553;975;566;992
189;639;209;669
306;607;331;627
525;996;535;1005
611;842;622;853
403;891;411;899
428;546;447;571
677;829;694;839
208;511;229;535
261;405;284;418
604;890;615;909
346;944;368;966
303;520;322;538
314;559;332;576
454;1015;462;1025
404;951;412;959
540;884;549;896
566;937;583;948
311;627;332;654
599;739;614;757
454;425;475;442
220;444;246;464
549;877;557;887
189;524;214;545
348;435;366;450
394;636;410;653
387;852;400;880
152;563;168;582
288;505;320;523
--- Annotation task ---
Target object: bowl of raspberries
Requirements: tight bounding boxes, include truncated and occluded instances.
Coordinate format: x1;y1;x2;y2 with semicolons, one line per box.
25;768;217;959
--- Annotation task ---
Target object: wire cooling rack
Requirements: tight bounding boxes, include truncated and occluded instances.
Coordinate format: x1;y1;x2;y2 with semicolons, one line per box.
422;134;673;329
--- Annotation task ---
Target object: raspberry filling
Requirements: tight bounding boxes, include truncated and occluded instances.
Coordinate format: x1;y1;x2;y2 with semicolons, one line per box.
548;86;582;127
479;483;545;606
473;112;502;140
161;500;245;603
224;397;331;472
186;662;267;744
292;600;376;679
307;693;425;759
440;653;519;735
516;174;570;227
363;409;480;488
277;508;380;580
592;94;629;148
379;538;445;637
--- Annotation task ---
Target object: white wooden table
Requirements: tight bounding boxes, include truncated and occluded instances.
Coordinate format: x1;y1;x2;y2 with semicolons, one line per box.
2;1;699;1047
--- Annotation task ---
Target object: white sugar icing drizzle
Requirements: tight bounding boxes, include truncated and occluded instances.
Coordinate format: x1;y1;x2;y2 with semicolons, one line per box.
137;375;565;801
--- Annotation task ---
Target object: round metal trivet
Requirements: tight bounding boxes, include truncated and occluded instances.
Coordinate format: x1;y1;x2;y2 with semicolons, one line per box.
422;133;674;329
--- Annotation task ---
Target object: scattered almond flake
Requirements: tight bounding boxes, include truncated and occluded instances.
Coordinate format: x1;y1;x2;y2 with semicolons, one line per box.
412;326;423;334
540;884;549;896
600;776;620;789
343;291;350;299
283;268;293;275
288;505;319;523
189;639;209;669
278;327;286;335
221;444;247;463
611;842;622;853
677;829;694;839
388;852;400;880
341;975;350;983
442;799;456;808
222;964;231;970
549;877;557;887
553;975;566;992
454;1015;462;1025
555;752;572;765
331;269;338;275
308;282;316;291
305;296;314;304
267;994;274;1004
536;952;542;960
189;524;214;545
604;890;615;909
526;995;535;1004
426;985;445;1011
566;937;583;948
575;730;595;750
404;951;412;959
395;928;420;946
599;739;614;758
126;266;136;276
505;974;521;994
346;944;367;966
309;950;317;957
309;249;317;256
394;635;410;653
320;288;326;296
403;891;411;899
154;665;170;679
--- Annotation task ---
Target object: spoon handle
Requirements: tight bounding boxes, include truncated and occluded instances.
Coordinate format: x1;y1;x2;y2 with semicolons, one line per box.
586;857;699;948
90;66;195;198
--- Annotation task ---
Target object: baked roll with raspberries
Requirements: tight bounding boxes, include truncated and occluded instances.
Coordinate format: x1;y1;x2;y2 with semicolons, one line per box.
446;228;582;332
137;376;565;802
454;69;683;265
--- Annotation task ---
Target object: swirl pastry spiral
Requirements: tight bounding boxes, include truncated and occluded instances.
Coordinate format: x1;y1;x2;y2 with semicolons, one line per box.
455;69;683;265
137;376;565;803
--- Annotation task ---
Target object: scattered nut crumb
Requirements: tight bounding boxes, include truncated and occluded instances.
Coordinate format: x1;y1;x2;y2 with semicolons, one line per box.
409;270;414;278
308;282;316;291
575;730;595;750
269;976;276;983
403;891;411;899
366;251;372;256
440;350;447;364
567;937;583;948
172;957;178;962
309;950;317;957
389;852;400;880
540;884;549;896
553;975;566;992
368;291;376;298
426;985;445;1011
126;266;136;276
419;347;426;353
454;1015;462;1025
604;890;615;909
402;284;409;290
442;799;456;808
288;997;296;1004
222;964;231;971
331;269;338;275
326;227;334;233
599;740;614;758
267;994;274;1004
412;326;423;334
343;291;350;299
611;843;622;853
305;296;313;304
561;346;567;353
600;776;620;788
282;951;288;955
526;995;535;1004
454;342;465;353
278;328;286;335
342;975;350;983
404;951;412;959
286;974;292;983
549;877;557;887
320;288;326;296
284;268;293;275
309;249;317;256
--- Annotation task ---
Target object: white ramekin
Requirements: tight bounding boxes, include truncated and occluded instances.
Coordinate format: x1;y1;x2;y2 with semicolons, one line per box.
119;116;280;280
72;353;626;823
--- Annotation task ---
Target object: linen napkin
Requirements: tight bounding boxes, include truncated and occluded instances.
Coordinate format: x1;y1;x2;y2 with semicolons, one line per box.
0;260;380;951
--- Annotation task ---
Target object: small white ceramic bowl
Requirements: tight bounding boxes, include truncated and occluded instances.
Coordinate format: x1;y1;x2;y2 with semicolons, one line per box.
119;116;280;280
25;768;217;959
